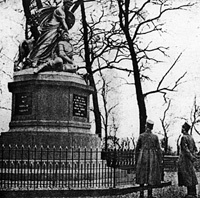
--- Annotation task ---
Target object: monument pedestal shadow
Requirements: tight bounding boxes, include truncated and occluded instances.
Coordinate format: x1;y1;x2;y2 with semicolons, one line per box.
0;69;100;149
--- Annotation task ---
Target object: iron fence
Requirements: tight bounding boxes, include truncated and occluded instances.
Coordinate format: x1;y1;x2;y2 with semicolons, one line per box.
0;145;135;190
1;144;199;191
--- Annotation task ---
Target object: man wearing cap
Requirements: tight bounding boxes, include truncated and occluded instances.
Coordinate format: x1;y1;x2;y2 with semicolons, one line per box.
178;122;198;198
135;120;162;198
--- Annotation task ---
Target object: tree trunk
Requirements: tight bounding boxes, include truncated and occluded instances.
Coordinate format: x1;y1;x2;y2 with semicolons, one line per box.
90;76;102;138
117;1;147;134
164;136;168;154
125;32;147;134
36;0;42;9
80;2;102;138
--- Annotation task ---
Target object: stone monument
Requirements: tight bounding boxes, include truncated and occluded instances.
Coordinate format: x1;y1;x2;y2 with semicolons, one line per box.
0;0;100;149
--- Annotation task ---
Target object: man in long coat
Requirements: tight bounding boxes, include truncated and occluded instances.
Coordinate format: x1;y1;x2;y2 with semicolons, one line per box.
135;120;162;198
178;122;198;198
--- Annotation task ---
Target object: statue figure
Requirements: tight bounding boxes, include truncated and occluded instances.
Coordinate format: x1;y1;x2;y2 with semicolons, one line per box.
14;38;35;71
33;30;77;73
15;0;77;73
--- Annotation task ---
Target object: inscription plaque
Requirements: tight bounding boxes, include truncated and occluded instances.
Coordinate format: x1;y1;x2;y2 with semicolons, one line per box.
15;92;32;115
73;94;87;117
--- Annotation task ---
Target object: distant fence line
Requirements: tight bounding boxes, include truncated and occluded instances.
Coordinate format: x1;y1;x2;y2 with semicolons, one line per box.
0;144;200;191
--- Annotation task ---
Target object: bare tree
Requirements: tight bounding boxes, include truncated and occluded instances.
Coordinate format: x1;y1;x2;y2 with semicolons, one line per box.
106;0;194;134
159;99;172;154
109;115;120;149
78;1;103;138
98;71;119;150
144;53;186;102
73;0;193;137
190;95;200;136
102;115;120;150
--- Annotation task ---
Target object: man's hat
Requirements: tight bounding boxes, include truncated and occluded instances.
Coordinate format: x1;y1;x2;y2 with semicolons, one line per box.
146;119;154;130
182;122;191;132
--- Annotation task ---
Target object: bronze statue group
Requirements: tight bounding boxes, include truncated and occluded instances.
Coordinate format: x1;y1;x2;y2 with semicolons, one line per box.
135;120;198;198
14;0;77;73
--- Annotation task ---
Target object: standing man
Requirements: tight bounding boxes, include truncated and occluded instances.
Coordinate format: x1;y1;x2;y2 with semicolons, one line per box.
135;120;162;198
178;122;198;198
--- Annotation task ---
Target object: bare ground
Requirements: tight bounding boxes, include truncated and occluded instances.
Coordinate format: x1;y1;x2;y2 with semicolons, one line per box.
94;172;200;198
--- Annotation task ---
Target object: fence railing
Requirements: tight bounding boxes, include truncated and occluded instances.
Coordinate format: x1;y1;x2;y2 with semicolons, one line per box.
0;145;134;190
1;144;199;191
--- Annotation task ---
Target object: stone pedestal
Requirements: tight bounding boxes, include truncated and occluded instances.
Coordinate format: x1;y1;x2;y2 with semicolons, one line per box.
0;69;100;149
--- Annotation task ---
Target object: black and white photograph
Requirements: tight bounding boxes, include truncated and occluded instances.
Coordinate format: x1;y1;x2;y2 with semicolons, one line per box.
0;0;200;197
